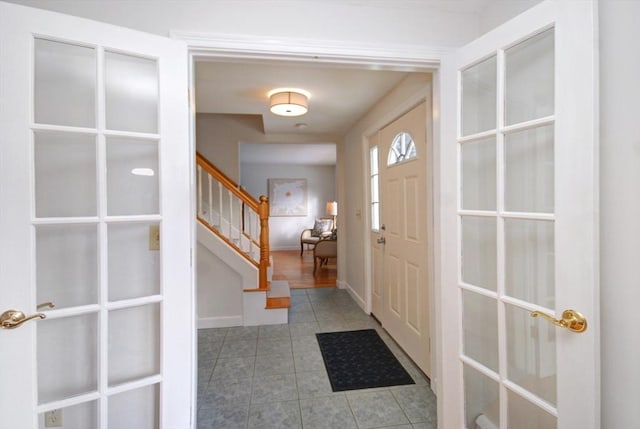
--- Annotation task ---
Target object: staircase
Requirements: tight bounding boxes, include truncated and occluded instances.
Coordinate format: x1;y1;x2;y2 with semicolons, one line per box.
196;153;290;327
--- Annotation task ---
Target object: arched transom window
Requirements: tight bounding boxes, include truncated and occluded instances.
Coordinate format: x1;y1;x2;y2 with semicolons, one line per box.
387;131;417;165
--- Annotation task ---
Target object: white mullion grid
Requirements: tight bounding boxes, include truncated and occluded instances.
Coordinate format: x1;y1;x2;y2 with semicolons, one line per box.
495;46;509;429
102;129;159;140
501;115;554;135
96;43;109;429
105;295;163;311
31;123;98;135
503;379;558;418
38;304;101;320
455;66;467;427
207;173;213;225
106;374;162;397
501;295;556;318
459;283;499;300
104;214;163;223
458;128;497;144
458;209;498;218
460;354;501;384
32;217;100;225
36;391;101;414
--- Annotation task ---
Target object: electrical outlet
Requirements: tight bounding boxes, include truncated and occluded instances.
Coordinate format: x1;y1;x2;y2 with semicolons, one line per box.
149;224;160;251
44;409;63;427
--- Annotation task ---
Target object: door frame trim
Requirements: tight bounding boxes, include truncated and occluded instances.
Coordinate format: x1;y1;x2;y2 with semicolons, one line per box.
177;31;450;428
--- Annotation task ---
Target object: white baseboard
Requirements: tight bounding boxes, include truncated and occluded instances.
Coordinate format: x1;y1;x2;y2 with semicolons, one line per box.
198;315;243;329
340;281;367;312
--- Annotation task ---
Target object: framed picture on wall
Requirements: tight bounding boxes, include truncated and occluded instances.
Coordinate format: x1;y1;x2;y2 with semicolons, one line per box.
268;178;307;216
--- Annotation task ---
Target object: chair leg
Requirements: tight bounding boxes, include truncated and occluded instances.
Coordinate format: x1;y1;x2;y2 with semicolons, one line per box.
300;243;304;257
313;256;318;274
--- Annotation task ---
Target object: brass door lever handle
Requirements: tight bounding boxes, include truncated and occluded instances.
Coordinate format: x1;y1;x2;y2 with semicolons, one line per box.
531;309;587;333
0;309;46;330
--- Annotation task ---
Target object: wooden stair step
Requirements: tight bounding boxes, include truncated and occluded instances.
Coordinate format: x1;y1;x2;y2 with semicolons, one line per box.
266;280;291;309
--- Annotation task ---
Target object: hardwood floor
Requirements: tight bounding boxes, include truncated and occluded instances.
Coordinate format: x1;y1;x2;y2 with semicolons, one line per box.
271;249;337;289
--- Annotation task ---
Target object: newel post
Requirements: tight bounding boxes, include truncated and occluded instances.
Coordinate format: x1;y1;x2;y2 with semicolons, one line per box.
258;195;270;290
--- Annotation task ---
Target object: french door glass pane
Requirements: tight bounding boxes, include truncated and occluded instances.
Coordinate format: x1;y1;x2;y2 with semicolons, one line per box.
37;313;98;403
461;216;497;291
507;390;557;429
34;39;96;128
106;137;159;216
464;364;500;429
505;219;555;308
504;125;554;213
506;304;557;406
461;137;496;211
38;401;97;429
105;51;158;133
108;384;159;429
108;304;160;386
36;224;98;309
461;56;497;136
462;290;499;372
505;29;554;125
34;132;97;217
108;222;160;301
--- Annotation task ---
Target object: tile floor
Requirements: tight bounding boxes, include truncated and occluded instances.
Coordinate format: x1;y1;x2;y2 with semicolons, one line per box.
197;287;437;429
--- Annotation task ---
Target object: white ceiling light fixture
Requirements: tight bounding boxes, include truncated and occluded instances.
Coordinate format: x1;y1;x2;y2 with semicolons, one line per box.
268;88;310;117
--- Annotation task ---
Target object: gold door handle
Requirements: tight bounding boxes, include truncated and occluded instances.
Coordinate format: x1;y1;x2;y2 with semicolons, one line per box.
0;309;46;330
531;309;587;333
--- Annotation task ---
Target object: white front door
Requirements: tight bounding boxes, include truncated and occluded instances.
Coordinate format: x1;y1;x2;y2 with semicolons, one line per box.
439;1;599;428
0;3;192;427
376;102;431;376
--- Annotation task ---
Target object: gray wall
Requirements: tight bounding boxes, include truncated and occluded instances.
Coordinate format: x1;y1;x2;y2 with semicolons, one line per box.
240;162;336;250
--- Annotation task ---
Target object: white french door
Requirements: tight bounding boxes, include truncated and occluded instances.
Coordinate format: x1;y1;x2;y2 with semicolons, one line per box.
0;2;192;428
439;1;598;428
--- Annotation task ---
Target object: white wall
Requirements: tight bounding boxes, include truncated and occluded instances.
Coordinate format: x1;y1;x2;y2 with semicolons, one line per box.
196;242;242;324
598;2;640;428
241;162;336;250
341;73;432;302
6;0;481;47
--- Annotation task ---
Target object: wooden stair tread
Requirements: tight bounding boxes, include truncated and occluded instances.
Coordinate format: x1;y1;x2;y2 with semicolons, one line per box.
266;280;291;309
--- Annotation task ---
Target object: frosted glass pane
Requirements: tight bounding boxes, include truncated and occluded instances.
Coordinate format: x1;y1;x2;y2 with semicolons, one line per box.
108;223;160;301
38;401;97;429
462;56;496;136
506;29;554;125
38;314;98;403
109;304;160;386
462;290;499;372
505;125;554;213
506;304;557;406
109;385;159;429
508;390;557;429
105;51;158;133
461;138;496;211
34;132;97;217
34;39;95;127
461;216;497;291
36;224;98;310
464;364;500;429
106;138;159;216
505;219;555;308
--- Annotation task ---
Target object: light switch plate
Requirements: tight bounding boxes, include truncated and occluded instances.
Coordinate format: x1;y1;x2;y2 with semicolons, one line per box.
149;224;160;251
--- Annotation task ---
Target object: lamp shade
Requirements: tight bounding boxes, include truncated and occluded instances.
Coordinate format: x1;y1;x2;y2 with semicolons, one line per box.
270;91;308;117
326;201;338;216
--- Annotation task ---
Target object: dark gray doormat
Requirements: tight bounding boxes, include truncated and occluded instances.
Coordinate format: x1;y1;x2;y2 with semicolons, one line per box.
316;329;415;392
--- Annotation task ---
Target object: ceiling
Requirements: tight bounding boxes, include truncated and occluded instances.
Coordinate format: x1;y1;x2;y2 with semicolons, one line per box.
195;60;418;165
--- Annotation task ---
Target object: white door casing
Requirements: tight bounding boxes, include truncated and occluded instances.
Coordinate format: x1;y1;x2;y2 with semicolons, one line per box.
0;2;192;427
438;1;599;428
377;102;431;376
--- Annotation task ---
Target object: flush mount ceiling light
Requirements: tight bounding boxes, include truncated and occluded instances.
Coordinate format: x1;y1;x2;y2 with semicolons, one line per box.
268;88;310;117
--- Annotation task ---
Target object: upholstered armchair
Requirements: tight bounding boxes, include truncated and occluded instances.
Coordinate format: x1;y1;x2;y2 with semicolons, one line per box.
300;218;333;256
313;239;337;274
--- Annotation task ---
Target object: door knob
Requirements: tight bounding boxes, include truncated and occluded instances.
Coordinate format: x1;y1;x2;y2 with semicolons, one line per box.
377;237;386;244
531;309;587;333
0;309;46;330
